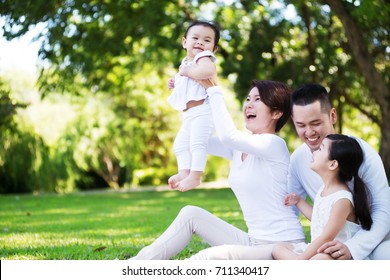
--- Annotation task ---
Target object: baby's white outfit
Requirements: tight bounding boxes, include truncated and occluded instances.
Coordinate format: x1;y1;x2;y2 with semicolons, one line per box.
167;50;216;172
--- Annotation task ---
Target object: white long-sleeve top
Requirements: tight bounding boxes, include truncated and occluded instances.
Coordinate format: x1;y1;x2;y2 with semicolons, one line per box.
288;141;390;259
206;86;305;242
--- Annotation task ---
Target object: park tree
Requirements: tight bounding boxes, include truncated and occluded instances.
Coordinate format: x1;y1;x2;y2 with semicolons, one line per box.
0;77;68;193
0;79;25;128
217;0;389;175
321;0;390;177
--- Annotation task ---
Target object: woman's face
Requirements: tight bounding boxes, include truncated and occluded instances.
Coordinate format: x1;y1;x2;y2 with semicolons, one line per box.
242;87;276;134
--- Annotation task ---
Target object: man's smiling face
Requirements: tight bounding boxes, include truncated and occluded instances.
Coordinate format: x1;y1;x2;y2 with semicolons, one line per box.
292;100;336;152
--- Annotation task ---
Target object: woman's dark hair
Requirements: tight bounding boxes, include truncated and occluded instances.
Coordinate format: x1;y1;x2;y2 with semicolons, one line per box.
326;134;373;230
251;80;292;133
184;20;220;50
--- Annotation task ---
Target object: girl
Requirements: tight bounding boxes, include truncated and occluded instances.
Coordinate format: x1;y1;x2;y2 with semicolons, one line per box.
272;134;373;260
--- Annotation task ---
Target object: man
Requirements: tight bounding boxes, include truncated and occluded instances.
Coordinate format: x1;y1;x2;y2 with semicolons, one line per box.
289;83;390;259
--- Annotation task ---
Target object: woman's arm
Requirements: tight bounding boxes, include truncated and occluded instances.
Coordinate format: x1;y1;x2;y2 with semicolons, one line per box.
207;136;233;160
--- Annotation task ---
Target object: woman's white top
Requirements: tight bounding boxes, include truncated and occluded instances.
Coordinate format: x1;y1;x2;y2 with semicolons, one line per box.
206;86;305;242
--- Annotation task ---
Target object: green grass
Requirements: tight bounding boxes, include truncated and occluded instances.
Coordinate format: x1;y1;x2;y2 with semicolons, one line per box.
0;188;310;260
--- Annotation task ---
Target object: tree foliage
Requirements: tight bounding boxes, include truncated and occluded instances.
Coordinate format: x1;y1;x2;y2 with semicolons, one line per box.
0;79;26;127
0;0;389;193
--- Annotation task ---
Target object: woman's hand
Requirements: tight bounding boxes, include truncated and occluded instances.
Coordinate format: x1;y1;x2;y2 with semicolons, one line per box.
197;74;219;89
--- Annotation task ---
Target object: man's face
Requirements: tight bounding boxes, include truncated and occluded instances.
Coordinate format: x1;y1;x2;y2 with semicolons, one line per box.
292;101;336;152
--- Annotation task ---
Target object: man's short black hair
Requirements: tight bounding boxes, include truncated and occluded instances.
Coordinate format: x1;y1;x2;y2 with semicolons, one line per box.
291;84;332;113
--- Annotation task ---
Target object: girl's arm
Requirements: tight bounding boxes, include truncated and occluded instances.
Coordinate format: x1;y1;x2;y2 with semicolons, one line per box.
297;199;354;260
285;193;313;220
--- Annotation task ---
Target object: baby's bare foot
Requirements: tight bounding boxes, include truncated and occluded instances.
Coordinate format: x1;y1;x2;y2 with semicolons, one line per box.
168;170;190;189
168;174;181;189
177;176;201;192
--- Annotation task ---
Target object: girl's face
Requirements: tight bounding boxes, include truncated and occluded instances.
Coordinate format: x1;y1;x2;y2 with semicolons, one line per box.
242;87;278;134
182;25;216;59
310;138;332;174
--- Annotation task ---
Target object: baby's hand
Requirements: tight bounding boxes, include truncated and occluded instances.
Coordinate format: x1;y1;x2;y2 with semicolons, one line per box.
168;78;175;90
284;193;300;206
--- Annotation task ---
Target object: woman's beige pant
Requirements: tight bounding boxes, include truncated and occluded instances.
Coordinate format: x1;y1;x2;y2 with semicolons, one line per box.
131;205;301;260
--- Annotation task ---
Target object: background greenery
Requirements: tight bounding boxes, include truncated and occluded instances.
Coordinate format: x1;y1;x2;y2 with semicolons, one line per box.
0;0;389;194
0;0;386;261
1;188;311;260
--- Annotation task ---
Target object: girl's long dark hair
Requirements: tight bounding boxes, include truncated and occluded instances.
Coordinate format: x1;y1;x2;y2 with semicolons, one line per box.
326;134;373;230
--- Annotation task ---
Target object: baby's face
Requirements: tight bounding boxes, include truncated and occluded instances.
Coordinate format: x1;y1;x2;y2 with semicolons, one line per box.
182;25;216;59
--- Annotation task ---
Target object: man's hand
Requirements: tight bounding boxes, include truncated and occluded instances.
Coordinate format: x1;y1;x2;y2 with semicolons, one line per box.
317;240;352;260
196;74;218;89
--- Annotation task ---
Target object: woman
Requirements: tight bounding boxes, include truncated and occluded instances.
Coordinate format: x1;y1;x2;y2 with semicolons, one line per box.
131;78;305;260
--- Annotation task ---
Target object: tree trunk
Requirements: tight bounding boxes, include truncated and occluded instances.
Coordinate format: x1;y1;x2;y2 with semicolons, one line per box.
324;0;390;178
380;111;390;178
101;154;120;190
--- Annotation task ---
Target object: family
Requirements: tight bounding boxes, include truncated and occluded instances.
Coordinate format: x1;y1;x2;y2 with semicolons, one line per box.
131;20;390;260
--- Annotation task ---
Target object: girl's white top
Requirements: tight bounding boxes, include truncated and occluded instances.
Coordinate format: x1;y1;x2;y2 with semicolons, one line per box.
311;185;361;242
167;50;216;111
288;139;390;259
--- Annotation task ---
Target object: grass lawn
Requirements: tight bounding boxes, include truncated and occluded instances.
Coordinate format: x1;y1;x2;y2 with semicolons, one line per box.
0;188;310;260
